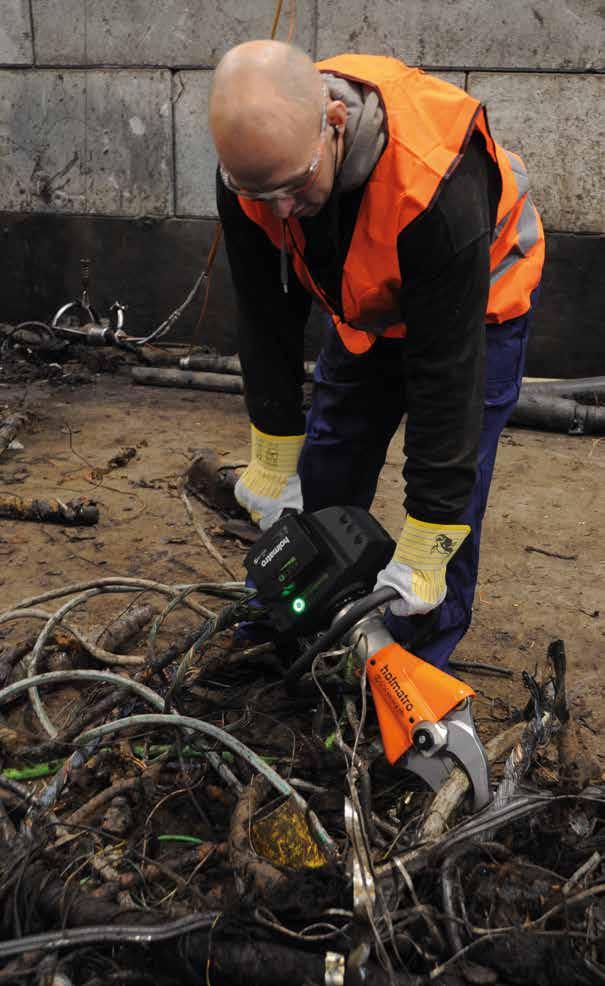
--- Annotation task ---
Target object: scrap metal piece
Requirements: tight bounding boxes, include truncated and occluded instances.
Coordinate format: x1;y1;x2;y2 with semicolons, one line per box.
344;796;375;919
51;301;97;330
51;258;101;330
80;323;114;346
324;952;345;986
109;301;127;331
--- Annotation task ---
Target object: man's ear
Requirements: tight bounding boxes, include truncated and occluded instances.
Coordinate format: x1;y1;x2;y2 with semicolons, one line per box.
327;98;348;131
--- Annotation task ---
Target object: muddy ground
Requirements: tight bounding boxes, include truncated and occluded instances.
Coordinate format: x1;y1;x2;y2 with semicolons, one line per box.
0;360;604;985
0;367;603;754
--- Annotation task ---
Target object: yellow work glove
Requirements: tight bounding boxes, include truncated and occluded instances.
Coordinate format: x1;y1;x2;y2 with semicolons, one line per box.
234;424;305;531
374;515;470;616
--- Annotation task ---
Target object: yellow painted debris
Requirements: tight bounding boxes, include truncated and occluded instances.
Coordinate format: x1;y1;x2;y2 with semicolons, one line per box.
251;796;326;869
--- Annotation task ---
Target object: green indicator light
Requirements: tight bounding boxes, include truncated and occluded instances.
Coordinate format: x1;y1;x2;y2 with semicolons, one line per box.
292;597;306;615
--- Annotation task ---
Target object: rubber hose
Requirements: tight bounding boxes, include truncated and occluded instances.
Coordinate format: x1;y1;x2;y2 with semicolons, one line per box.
510;392;605;434
521;376;605;401
285;586;398;691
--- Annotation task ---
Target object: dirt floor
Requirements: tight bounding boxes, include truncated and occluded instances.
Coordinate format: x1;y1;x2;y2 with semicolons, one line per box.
0;368;603;754
0;361;604;984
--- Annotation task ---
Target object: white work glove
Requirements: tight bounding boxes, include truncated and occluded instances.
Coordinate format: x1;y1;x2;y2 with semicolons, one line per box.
374;515;470;616
234;424;305;531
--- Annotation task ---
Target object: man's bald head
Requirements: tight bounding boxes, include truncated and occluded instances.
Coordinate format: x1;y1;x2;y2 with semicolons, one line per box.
209;41;324;189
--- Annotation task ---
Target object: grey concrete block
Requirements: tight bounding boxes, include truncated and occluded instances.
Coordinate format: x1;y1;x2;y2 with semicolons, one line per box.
29;0;82;64
0;70;173;216
468;73;604;233
174;71;216;217
0;71;86;213
317;1;604;70
428;71;465;89
85;71;173;216
0;0;32;64
32;0;315;66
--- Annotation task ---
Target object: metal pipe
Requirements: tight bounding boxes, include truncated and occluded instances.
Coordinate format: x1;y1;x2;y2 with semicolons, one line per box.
521;376;605;400
132;366;244;393
179;353;316;380
510;392;605;434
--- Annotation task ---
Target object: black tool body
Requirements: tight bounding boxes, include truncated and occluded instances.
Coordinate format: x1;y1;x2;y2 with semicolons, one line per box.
244;506;394;637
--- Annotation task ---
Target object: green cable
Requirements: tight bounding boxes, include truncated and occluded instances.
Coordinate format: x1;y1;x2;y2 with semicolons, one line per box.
4;745;272;783
3;760;64;781
4;744;219;781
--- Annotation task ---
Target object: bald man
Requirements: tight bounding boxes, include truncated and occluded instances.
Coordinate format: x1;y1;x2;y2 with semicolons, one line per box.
209;42;544;670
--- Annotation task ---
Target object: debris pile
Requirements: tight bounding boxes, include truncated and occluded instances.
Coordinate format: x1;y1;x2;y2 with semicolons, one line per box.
0;319;128;388
0;577;602;985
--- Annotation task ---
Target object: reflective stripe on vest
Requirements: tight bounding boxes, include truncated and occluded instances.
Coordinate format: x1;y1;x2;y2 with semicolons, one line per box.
486;148;544;323
491;195;542;285
238;54;544;350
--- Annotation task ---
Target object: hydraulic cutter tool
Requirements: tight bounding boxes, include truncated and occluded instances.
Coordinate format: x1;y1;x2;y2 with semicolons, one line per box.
244;506;492;812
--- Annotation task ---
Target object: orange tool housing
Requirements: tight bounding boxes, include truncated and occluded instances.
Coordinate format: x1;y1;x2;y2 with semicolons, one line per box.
366;642;475;765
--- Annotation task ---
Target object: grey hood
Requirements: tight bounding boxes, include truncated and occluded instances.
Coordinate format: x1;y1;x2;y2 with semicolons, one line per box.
322;72;387;193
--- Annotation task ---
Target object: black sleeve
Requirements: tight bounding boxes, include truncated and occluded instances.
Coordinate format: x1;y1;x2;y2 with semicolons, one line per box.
217;172;311;436
398;131;499;523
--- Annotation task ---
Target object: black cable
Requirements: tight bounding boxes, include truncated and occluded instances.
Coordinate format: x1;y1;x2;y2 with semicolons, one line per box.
0;913;220;959
285;586;398;691
151;592;259;674
1;321;58;352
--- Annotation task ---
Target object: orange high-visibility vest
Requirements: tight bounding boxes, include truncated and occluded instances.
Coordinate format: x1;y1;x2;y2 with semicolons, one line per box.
239;54;545;355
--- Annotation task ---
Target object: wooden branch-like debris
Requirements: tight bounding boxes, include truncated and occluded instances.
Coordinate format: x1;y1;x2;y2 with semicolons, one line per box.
525;545;577;561
186;447;244;517
0;495;99;526
181;489;238;580
418;722;526;842
96;603;157;654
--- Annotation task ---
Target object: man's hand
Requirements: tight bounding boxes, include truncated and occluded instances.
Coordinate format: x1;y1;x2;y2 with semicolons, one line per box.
374;515;470;616
234;424;305;531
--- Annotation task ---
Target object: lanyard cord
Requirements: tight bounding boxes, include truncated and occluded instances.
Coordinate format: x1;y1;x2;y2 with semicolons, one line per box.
283;219;345;318
280;221;289;294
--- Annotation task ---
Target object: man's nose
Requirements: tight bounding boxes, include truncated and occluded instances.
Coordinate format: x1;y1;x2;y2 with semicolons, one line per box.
271;196;296;219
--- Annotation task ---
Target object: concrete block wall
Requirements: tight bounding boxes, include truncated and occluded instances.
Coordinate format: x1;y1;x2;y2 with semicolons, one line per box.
1;0;603;374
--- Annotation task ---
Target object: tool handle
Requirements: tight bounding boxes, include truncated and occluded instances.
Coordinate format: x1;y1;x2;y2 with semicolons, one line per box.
284;586;398;692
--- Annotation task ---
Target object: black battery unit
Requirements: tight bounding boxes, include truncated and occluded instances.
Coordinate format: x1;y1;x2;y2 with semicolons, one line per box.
244;506;395;636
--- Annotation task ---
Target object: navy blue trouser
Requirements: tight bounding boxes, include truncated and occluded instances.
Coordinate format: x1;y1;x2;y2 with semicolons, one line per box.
297;302;534;669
